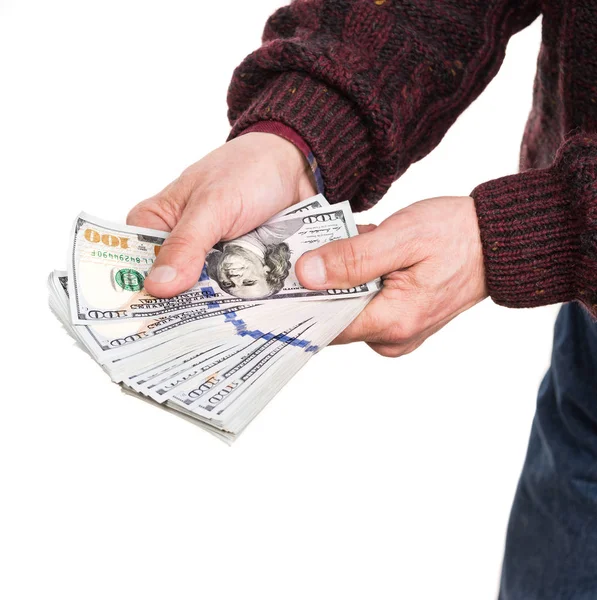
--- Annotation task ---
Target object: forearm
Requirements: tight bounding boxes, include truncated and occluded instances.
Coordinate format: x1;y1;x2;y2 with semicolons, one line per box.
472;134;597;316
227;0;540;210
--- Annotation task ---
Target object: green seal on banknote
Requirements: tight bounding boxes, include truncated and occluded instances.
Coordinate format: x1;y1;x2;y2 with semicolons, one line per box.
114;268;144;291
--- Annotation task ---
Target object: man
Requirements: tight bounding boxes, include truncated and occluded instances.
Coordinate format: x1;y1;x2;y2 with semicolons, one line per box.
127;1;597;597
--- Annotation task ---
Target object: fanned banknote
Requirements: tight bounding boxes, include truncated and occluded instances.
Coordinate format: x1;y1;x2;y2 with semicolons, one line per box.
68;198;379;324
50;194;379;443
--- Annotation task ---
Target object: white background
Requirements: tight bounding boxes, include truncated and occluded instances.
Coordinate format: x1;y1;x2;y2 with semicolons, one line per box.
0;3;557;599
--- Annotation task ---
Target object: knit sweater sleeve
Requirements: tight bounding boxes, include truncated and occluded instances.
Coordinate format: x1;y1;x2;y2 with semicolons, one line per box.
471;134;597;316
226;0;541;210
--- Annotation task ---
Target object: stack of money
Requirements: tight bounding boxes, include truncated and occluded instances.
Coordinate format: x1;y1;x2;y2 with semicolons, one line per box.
49;195;379;443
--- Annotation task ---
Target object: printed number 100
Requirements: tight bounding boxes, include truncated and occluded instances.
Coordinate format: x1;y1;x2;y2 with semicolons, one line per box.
302;213;339;224
326;288;359;295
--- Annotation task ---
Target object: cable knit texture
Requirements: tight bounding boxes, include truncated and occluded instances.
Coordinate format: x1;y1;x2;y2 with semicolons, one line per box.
227;0;597;315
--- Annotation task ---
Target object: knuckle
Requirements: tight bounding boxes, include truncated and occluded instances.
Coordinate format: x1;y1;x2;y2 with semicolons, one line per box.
126;204;144;225
401;340;424;357
162;233;196;259
370;338;423;358
372;344;403;358
126;201;157;226
333;241;362;284
155;183;185;222
127;180;186;230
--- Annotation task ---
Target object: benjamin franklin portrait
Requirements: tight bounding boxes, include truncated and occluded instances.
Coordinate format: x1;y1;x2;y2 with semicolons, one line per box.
205;219;303;300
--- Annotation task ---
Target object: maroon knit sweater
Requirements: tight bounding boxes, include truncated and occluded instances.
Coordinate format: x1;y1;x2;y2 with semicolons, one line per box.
226;0;597;316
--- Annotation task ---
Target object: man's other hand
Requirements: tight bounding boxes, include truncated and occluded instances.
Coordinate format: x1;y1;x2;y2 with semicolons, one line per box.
296;196;488;356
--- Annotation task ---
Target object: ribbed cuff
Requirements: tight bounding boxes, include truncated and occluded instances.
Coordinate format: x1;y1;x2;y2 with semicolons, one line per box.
471;150;595;312
227;72;374;209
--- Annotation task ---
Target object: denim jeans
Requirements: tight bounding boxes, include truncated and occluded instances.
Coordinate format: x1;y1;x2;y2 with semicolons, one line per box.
499;302;597;599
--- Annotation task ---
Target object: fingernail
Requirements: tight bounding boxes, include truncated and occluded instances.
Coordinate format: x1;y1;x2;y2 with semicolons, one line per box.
301;254;326;286
147;265;177;284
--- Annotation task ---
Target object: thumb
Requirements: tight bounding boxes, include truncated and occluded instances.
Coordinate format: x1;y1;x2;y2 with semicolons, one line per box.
143;201;222;298
296;221;405;289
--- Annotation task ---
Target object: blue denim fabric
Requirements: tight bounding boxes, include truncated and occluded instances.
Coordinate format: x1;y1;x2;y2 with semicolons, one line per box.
500;302;597;599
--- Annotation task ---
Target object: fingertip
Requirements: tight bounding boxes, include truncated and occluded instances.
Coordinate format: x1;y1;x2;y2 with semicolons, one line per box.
144;264;200;298
147;265;178;285
357;223;377;234
330;332;348;346
297;252;327;289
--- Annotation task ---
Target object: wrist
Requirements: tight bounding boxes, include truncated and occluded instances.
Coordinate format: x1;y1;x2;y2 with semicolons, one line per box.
237;123;320;199
228;73;373;207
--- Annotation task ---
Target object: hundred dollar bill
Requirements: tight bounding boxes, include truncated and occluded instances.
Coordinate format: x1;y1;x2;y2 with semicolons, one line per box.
166;321;316;414
51;193;380;443
69;201;379;324
51;271;260;363
274;193;328;217
128;341;244;403
66;196;327;326
158;323;313;410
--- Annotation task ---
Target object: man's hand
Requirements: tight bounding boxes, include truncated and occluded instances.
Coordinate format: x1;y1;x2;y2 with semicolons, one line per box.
127;133;316;297
296;196;488;357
